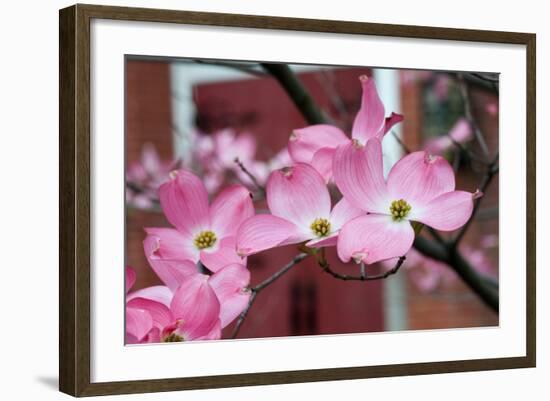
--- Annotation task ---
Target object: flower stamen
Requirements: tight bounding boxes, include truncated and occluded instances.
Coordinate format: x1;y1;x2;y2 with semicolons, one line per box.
310;218;331;238
162;332;184;343
390;199;411;221
193;230;217;250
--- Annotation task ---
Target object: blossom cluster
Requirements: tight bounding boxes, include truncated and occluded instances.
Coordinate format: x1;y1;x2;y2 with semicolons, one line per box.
126;75;477;344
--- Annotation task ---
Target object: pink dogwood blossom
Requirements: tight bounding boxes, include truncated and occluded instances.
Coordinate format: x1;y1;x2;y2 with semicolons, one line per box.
288;75;403;181
144;169;254;277
125;266;165;344
236;163;363;256
334;138;477;265
126;261;251;343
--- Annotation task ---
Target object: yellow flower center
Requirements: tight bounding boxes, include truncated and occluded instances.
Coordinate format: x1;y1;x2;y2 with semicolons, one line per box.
193;230;217;250
390;199;412;221
162;332;184;343
310;218;331;237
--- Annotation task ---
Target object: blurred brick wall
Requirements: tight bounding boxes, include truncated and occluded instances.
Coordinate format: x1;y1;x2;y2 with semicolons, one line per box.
125;60;173;290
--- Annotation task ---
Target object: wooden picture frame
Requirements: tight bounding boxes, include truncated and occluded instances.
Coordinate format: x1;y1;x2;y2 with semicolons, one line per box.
59;3;536;397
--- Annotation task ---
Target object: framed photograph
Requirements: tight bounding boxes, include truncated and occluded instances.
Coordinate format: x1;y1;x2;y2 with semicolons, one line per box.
59;4;536;397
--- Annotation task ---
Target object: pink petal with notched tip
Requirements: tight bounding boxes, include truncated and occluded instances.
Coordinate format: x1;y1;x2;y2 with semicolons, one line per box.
333;139;389;214
127;285;174;307
158;169;210;236
209;263;251;328
289;124;348;165
267;163;331;231
236;214;308;257
210;185;254;238
125;266;136;294
383;112;404;135
337;214;414;265
127;296;173;330
386;151;455;207
410;190;474;231
171;274;221;341
126;307;154;344
200;236;244;273
143;235;198;291
351;76;386;143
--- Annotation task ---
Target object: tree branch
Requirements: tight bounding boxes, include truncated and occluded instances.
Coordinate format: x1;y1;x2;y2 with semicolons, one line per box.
458;74;491;158
319;256;406;281
261;63;329;125
231;253;309;338
413;236;499;312
234;157;266;196
453;154;499;246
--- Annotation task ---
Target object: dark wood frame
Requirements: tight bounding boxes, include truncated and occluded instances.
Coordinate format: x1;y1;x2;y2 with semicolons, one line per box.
59;3;536;397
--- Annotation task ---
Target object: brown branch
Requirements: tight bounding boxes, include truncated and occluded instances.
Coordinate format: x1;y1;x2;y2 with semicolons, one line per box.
319;256;406;281
458;74;491;158
234;157;266;196
413;236;498;312
261;63;329;125
453;154;499;246
231;253;309;338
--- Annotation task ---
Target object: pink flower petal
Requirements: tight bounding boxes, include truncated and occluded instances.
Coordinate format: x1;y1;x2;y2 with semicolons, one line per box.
387;151;455;207
333;139;389;214
171;274;221;341
236;215;307;256
199;237;244;273
125;266;136;294
329;197;365;231
410;190;474;231
208;263;251;328
288;124;348;165
351;76;386;143
144;228;197;261
193;320;222;341
159;169;210;235
126;307;153;344
127;296;173;330
383;112;404;135
127;285;174;307
337;214;414;265
143;234;198;291
306;232;338;248
210;185;254;238
310;147;337;182
267;163;331;231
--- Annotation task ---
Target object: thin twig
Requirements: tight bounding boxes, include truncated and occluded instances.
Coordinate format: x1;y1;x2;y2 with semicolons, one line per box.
319;256;406;281
458;74;491;158
453;153;499;246
391;130;411;154
231;253;309;338
234;158;266;196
